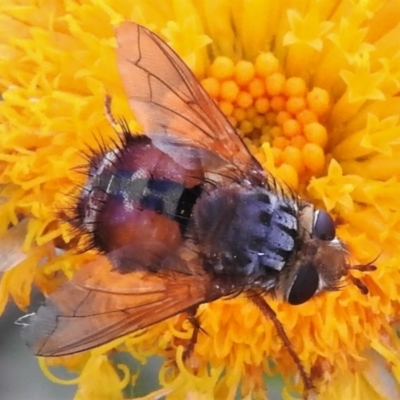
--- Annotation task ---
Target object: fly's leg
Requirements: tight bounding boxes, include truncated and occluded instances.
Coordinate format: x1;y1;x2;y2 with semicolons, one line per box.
104;94;119;129
183;305;207;361
250;293;314;399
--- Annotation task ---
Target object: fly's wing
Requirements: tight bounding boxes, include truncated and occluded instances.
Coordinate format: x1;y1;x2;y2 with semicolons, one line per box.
0;219;29;272
116;22;263;180
23;255;215;356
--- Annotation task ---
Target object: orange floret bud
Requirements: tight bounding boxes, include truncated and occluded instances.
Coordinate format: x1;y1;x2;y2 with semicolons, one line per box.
232;106;246;122
210;56;235;80
254;115;266;129
235;60;255;86
304;122;328;149
302;143;325;174
270;126;282;138
307;87;330;116
282;118;301;138
282;145;305;174
266;72;286;96
201;77;220;99
270;95;286;111
265;111;277;125
248;77;266;99
220;80;239;102
255;98;270;114
255;52;279;78
240;119;253;134
273;136;288;149
290;135;307;149
286;96;306;114
245;106;257;120
276;111;292;126
236;91;254;109
284;77;307;97
296;109;318;126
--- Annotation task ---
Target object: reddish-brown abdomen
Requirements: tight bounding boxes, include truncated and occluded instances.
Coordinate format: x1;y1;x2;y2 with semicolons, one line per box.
75;134;204;271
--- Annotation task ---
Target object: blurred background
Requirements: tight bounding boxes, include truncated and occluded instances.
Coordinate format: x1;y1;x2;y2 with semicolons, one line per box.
0;300;76;400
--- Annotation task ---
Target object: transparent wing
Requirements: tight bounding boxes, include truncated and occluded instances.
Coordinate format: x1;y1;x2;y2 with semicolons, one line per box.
0;219;29;272
24;255;215;356
116;22;263;178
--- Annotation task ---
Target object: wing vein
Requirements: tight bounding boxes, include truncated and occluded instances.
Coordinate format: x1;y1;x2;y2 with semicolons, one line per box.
130;59;216;141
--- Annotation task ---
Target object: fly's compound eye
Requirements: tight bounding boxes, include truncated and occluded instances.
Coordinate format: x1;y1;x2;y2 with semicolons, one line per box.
287;263;319;305
313;209;336;240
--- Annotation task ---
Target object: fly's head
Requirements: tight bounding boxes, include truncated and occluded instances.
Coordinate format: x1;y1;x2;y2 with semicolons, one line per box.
274;202;376;305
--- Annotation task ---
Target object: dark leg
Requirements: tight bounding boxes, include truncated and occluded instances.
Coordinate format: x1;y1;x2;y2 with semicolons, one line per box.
348;261;377;295
183;305;205;360
250;293;314;397
104;94;119;129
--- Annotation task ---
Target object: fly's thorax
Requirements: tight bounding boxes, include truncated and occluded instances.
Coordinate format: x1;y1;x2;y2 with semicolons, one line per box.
273;202;348;305
192;183;300;280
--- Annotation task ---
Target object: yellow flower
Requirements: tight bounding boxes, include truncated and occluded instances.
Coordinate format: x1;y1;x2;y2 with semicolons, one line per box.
1;1;400;399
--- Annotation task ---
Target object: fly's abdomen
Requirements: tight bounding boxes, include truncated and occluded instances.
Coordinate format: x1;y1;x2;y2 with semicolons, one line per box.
75;135;203;269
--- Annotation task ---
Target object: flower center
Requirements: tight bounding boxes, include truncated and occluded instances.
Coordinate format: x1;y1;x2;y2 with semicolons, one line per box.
201;54;331;190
